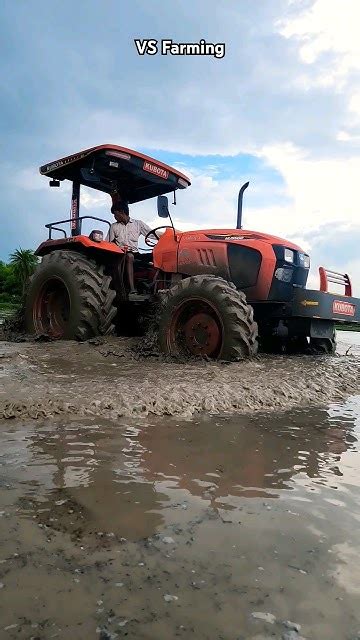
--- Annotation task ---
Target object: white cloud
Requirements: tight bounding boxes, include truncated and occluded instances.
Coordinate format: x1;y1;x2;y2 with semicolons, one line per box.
337;131;352;142
278;0;360;84
258;142;360;232
340;258;360;296
81;187;108;209
348;92;360;122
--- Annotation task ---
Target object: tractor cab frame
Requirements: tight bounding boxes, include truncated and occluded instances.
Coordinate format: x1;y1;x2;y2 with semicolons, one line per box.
38;143;190;251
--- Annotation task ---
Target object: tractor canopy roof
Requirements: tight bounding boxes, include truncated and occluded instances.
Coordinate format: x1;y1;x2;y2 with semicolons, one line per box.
39;144;191;204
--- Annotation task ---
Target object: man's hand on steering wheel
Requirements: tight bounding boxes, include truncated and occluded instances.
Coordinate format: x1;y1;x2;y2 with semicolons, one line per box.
144;226;173;248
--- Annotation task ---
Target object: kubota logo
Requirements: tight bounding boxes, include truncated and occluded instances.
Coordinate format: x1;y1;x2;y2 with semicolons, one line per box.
332;300;356;316
143;161;169;179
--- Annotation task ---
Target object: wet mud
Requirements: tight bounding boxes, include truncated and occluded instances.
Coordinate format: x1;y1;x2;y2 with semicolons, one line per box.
0;334;359;421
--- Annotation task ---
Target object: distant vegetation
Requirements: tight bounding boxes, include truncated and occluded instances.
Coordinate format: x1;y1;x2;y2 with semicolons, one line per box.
336;324;359;332
0;249;38;311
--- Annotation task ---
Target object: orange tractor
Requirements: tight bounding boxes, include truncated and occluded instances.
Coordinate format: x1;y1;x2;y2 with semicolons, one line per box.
25;144;360;359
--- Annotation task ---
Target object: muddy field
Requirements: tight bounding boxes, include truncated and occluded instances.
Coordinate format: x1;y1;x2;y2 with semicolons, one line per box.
0;333;359;421
0;334;360;639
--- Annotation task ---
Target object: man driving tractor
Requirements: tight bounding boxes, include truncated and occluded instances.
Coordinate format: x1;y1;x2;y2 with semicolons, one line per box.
106;199;153;295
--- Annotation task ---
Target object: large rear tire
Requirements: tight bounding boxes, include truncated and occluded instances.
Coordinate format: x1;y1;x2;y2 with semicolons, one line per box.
308;335;337;355
158;275;258;360
25;250;116;340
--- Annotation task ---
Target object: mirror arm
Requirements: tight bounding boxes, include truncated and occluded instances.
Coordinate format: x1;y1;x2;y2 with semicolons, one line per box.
168;211;177;240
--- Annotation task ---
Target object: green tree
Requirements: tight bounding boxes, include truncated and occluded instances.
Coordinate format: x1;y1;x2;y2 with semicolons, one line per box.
0;261;19;301
9;248;38;296
0;261;9;293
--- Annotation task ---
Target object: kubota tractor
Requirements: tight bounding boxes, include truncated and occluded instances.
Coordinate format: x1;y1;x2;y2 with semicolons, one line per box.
25;144;360;359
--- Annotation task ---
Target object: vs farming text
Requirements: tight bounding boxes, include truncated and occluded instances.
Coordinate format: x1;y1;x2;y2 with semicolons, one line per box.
134;39;226;59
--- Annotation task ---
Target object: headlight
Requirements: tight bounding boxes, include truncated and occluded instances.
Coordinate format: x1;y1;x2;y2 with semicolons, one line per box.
299;253;310;269
284;248;295;263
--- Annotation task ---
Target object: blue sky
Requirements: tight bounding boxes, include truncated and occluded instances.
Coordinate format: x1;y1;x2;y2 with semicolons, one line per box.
1;0;359;291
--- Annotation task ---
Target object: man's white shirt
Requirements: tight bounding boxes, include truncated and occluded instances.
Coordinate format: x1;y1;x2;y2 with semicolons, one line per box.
105;218;152;251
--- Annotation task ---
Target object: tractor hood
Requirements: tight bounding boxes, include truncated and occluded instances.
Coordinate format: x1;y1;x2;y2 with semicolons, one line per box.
40;144;191;204
180;229;304;252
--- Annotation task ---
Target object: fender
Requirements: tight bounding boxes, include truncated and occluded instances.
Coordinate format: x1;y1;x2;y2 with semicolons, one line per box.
35;235;125;257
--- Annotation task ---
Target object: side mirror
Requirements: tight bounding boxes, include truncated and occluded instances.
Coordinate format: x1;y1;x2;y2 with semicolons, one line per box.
157;195;170;218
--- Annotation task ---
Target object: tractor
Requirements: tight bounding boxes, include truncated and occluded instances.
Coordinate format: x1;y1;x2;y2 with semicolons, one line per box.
25;144;360;359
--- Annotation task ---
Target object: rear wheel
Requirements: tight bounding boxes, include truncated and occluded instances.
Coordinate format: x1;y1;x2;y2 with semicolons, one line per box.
308;336;337;355
25;250;116;339
158;275;258;360
260;335;336;355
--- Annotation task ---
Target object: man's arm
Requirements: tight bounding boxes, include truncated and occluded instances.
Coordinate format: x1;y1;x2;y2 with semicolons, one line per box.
139;220;152;238
139;220;165;240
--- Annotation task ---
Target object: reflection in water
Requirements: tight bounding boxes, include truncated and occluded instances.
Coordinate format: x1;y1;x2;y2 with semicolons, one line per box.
1;397;358;537
141;404;356;504
0;396;360;639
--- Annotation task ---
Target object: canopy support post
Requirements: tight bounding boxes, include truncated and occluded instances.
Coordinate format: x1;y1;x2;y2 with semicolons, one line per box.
71;181;81;236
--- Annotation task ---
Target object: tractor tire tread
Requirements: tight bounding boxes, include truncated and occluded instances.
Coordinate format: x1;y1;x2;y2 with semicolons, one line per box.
158;275;258;361
25;250;116;340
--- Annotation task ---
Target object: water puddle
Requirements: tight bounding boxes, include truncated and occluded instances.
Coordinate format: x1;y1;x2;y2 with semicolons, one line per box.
0;396;360;638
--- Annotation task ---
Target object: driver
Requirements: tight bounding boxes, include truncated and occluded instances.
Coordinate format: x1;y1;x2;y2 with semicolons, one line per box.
105;200;154;295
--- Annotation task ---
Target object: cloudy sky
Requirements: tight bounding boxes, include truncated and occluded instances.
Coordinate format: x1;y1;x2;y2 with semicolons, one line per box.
1;0;359;292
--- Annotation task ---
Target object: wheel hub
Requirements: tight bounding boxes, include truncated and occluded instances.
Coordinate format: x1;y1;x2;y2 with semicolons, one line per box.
183;313;221;355
34;278;70;338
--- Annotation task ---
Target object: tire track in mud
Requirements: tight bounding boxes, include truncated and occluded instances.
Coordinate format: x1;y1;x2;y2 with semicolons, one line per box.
0;339;359;421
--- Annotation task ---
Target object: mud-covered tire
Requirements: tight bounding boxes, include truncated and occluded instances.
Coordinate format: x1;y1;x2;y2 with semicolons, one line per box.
25;250;116;340
158;275;258;360
308;336;337;355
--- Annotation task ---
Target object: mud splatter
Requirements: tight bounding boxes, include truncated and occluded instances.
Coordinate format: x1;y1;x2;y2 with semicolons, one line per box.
0;336;359;420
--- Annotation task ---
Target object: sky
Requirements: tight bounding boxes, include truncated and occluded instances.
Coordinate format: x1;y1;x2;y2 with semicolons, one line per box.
0;0;359;293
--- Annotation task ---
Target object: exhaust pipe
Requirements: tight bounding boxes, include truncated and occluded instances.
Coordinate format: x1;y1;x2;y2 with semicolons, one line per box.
236;181;249;229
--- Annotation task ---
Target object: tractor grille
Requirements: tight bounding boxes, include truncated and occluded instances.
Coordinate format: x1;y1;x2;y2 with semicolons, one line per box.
268;245;309;301
227;244;262;289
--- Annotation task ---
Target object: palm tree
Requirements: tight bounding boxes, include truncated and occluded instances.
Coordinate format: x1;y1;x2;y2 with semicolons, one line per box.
9;248;38;296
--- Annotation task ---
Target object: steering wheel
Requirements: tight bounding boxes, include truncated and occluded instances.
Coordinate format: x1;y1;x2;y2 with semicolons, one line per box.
144;226;173;248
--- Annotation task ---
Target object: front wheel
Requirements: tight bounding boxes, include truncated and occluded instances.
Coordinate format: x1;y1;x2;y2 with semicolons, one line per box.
158;275;258;361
